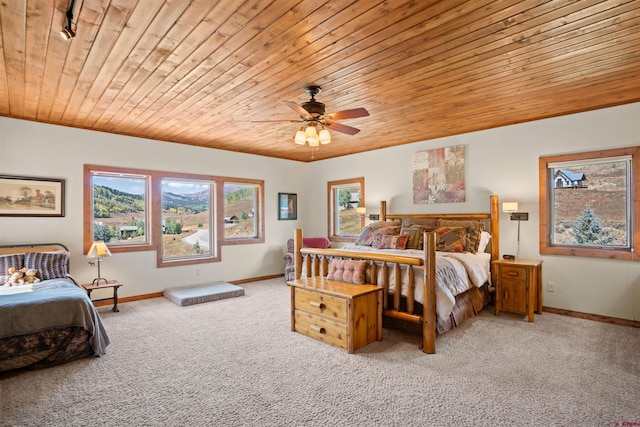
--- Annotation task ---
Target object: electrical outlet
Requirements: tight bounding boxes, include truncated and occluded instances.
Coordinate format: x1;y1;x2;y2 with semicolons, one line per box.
195;269;201;276
547;282;556;292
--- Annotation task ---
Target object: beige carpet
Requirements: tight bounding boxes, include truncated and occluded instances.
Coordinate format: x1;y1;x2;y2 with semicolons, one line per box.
1;277;638;426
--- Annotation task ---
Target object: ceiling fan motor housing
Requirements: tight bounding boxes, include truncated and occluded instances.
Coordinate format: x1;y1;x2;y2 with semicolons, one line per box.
301;85;325;117
283;85;367;136
300;100;325;117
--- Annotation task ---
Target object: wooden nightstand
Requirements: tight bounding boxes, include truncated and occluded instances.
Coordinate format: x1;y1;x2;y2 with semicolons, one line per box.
82;280;123;312
492;259;542;322
288;277;382;353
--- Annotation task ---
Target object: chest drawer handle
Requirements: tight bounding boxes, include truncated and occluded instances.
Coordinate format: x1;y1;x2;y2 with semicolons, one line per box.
310;301;326;310
506;271;519;277
310;325;326;334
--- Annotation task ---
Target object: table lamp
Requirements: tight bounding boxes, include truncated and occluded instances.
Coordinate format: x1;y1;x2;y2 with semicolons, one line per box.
86;241;112;285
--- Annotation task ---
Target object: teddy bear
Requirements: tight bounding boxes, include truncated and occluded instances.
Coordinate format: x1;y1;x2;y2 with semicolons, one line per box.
22;268;41;284
4;267;26;286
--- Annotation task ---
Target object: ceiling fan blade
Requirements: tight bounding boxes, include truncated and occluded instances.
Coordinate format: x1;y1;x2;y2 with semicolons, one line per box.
283;101;312;120
323;108;369;120
251;120;302;123
324;119;361;135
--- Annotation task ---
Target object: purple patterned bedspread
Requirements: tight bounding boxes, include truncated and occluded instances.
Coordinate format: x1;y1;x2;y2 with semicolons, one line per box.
0;277;110;372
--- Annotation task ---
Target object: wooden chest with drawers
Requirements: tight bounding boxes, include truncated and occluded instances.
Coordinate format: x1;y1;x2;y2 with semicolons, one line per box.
288;276;383;353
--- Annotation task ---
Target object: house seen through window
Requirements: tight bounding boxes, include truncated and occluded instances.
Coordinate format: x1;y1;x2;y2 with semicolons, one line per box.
91;172;150;247
539;146;638;260
223;182;260;240
84;165;264;265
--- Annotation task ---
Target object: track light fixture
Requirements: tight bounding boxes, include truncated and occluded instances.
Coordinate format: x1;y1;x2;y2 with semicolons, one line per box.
60;0;76;40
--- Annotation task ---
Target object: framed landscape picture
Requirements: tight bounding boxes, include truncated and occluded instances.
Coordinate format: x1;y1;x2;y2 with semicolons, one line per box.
0;175;65;217
278;193;297;220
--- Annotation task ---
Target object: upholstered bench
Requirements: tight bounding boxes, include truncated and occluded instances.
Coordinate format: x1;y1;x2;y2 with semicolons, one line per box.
164;281;244;306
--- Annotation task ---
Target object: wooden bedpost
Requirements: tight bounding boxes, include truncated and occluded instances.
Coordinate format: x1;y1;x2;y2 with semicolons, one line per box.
423;231;437;354
379;201;387;221
294;229;303;280
489;195;500;283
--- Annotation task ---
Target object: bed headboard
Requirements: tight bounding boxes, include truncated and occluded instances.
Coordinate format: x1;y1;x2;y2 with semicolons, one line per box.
379;194;500;262
0;243;71;272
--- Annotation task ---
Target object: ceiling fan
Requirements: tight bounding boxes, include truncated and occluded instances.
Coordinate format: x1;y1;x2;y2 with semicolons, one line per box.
283;86;369;146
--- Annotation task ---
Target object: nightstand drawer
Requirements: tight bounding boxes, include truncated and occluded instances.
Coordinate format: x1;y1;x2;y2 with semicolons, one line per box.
294;310;347;349
500;265;528;281
294;288;347;322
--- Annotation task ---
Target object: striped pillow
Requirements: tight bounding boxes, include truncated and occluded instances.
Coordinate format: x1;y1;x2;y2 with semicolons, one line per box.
24;251;69;280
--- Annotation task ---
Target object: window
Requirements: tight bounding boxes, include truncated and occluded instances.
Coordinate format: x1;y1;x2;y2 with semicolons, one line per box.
84;166;153;254
539;146;639;260
328;177;365;242
84;165;264;266
160;177;215;264
223;180;263;244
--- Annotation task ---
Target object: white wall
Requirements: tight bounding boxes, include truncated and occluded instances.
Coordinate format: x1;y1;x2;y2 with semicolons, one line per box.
305;103;640;321
2;103;639;320
0;118;307;298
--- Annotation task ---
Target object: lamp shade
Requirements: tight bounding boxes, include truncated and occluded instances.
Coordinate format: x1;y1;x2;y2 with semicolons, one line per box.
502;202;519;213
304;125;318;145
86;241;112;258
294;130;306;145
319;129;331;144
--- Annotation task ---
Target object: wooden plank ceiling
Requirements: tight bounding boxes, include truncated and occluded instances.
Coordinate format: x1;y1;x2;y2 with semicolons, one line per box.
1;0;639;162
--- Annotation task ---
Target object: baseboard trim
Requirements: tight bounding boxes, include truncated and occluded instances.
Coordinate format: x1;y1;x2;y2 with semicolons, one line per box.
229;274;283;285
543;306;639;328
92;274;284;307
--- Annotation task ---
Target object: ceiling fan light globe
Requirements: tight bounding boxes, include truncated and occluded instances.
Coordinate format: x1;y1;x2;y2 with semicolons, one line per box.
319;129;331;144
304;125;318;140
294;130;306;145
308;138;320;147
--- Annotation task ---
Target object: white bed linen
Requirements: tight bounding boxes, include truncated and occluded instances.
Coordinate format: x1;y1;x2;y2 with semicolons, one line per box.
331;245;491;319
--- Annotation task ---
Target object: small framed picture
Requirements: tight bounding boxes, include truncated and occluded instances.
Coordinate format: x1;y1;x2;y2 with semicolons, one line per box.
278;193;297;220
0;175;65;217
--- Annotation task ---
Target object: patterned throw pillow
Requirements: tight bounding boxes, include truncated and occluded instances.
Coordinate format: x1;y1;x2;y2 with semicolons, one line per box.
355;223;401;246
326;259;367;284
355;221;401;246
399;224;437;250
24;251;69;280
372;234;409;250
0;254;24;283
437;219;485;253
433;227;468;252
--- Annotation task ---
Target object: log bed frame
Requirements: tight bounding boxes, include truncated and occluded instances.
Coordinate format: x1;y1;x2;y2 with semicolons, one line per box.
293;194;500;354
